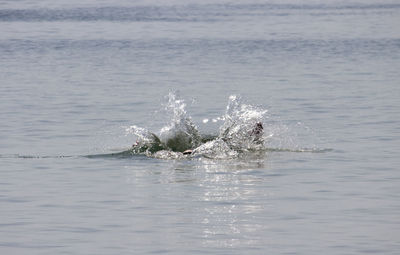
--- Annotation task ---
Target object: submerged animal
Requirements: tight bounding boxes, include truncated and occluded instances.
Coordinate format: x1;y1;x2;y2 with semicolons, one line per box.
131;122;264;156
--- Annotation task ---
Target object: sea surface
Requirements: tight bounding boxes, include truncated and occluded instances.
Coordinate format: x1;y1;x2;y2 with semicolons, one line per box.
1;0;400;254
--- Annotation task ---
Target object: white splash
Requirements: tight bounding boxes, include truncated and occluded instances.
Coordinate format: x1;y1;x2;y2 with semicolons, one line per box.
125;125;153;143
159;92;201;152
126;93;273;159
218;95;268;151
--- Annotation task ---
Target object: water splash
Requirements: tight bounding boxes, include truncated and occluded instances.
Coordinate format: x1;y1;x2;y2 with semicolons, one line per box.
191;95;268;159
125;93;201;157
125;94;260;158
159;92;202;152
219;95;268;151
124;93;325;159
125;125;166;155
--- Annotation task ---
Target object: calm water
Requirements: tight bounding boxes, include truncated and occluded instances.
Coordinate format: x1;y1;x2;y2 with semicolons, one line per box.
1;0;400;254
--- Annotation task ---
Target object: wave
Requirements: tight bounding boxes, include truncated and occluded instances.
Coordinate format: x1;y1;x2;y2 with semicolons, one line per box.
1;4;399;22
0;6;214;22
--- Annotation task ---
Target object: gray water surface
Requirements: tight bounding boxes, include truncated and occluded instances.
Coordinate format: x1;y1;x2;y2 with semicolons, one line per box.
1;0;399;254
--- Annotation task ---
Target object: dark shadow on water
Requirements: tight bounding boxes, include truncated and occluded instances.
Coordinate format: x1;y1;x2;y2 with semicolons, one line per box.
84;149;145;159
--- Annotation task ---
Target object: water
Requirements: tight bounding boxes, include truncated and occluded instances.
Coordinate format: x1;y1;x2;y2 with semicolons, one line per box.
1;0;400;254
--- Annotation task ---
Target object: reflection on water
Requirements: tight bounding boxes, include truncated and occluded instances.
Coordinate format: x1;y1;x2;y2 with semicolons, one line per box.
194;159;267;248
126;157;273;249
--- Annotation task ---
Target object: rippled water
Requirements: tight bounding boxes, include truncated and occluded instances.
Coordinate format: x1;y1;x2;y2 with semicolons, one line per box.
1;0;399;254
